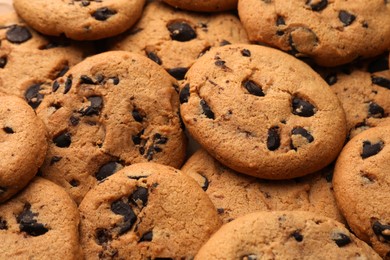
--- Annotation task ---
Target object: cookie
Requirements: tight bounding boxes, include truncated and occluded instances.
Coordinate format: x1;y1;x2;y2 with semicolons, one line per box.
238;0;390;67
0;94;48;203
110;1;249;81
162;0;237;12
0;177;82;259
0;0;13;15
180;44;347;179
181;148;344;223
195;211;381;259
0;12;87;99
13;0;145;40
79;162;222;259
333;126;390;258
315;54;390;139
36;51;187;204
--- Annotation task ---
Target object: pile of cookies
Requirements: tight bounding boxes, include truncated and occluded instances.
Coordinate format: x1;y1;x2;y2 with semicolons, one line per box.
0;0;389;259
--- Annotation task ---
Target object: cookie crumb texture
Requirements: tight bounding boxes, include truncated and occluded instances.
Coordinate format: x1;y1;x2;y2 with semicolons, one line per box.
0;178;82;259
333;126;390;257
238;0;390;66
12;0;146;40
36;51;186;204
195;211;381;260
180;44;346;179
79;163;222;259
162;0;237;12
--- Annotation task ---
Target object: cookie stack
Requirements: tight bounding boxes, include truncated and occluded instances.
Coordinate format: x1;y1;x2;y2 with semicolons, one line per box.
0;0;389;259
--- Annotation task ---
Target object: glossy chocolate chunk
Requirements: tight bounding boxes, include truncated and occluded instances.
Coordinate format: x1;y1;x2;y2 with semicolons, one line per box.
267;127;280;151
167;21;196;42
306;0;328;11
292;97;316;117
339;10;356;26
0;56;7;69
324;73;337;86
146;51;162;65
17;203;48;236
80;96;103;116
372;76;390;89
95;162;120;181
53;132;72;148
332;233;351;247
167;67;188;80
64;76;73;94
25;84;44;109
6;25;32;44
291;230;303;242
372;220;390;241
139;231;153;242
3;127;14;134
179;84;190;104
292;127;314;143
200;99;214;119
79;75;95;85
92;7;117;21
130;187;148;207
243;80;265;97
241;49;251;57
132;109;144;122
361;140;384;159
368;102;385;118
111;200;137;234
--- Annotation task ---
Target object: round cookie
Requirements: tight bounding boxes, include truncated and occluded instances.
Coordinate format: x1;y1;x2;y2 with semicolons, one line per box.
110;1;249;81
0;177;82;259
13;0;145;40
0;94;47;203
333;126;390;258
0;12;87;99
36;51;187;204
79;163;222;259
162;0;237;12
180;44;347;179
238;0;390;67
181;149;344;223
195;211;381;259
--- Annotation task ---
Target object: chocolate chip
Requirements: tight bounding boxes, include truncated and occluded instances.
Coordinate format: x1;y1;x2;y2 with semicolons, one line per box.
52;81;60;92
243;80;265;97
25;84;44;109
80;75;95;85
69;179;79;187
368;55;389;73
95;228;112;245
292;127;314;142
81;1;90;6
215;60;226;68
96;162;121;181
3;127;14;134
53;132;72;148
17;203;48;236
332;233;351;247
92;7;117;21
132;129;144;145
50;156;62;165
372;76;390;89
368;102;385;118
139;231;153;242
241;49;251;57
0;56;7;69
220;39;231;46
0;217;7;230
167;67;188;80
373;221;390;241
70;116;80;126
6;25;32;44
276;15;286;36
267;126;280;151
325;73;338;86
56;65;69;78
217;208;224;214
291;231;303;242
361;140;384;159
64;76;73;94
288;27;318;55
146;51;162;65
130;187;148;208
241;255;257;260
80;96;103;116
199;174;209;191
339;10;356;26
179;84;190;104
292;97;316;117
154;133;168;144
306;0;328;11
198;46;211;58
111;200;137;235
200;99;214;119
132;109;144;122
324;170;333;182
110;77;120;85
95;74;105;84
167;21;196;42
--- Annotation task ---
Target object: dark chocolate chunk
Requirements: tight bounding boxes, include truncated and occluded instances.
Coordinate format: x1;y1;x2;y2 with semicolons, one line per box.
80;96;103;116
25;84;44;109
325;73;338;86
241;255;257;260
132;109;144;122
139;231;153;242
80;75;95;85
292;127;314;142
267;127;280;151
64;76;73;94
200;99;214;119
179;84;190;104
372;76;390;89
130;187;148;207
81;1;90;6
306;0;328;11
361;140;384;159
95;228;112;245
243;80;265;97
215;60;226;68
292;97;316;117
339;10;356;26
291;231;303;242
111;200;137;234
146;51;162;65
132;129;144;145
6;25;32;44
56;65;69;78
3;127;14;134
17;203;48;236
53;132;72;148
110;77;120;85
220;39;231;46
96;162;120;181
52;81;60;92
167;67;188;80
368;55;389;73
332;233;351;247
50;156;62;165
0;217;7;230
92;7;117;21
368;102;385;118
241;49;251;57
217;208;225;214
276;15;285;26
70;116;80;126
372;221;390;241
69;179;79;187
167;21;196;42
154;133;168;144
0;56;7;69
95;74;105;84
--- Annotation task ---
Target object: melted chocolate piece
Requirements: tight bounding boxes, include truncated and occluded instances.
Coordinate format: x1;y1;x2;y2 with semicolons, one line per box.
339;10;356;26
243;80;265;97
292;97;316;117
332;233;351;247
96;162;120;181
25;84;44;109
17;203;48;236
53;132;72;148
167;67;188;80
6;25;32;43
179;84;190;104
361;140;384;159
167;21;196;42
267;127;280;151
92;8;117;21
200;99;214;119
130;187;148;207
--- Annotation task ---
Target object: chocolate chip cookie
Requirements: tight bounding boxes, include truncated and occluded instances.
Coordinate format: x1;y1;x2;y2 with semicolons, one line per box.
0;177;82;259
13;0;146;40
79;163;222;259
36;51;187;204
195;211;381;259
110;1;249;81
238;0;390;66
0;94;48;203
162;0;237;12
182;148;344;223
180;44;347;179
333;126;390;258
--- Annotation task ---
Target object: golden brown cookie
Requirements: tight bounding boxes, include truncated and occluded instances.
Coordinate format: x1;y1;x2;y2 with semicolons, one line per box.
162;0;237;12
